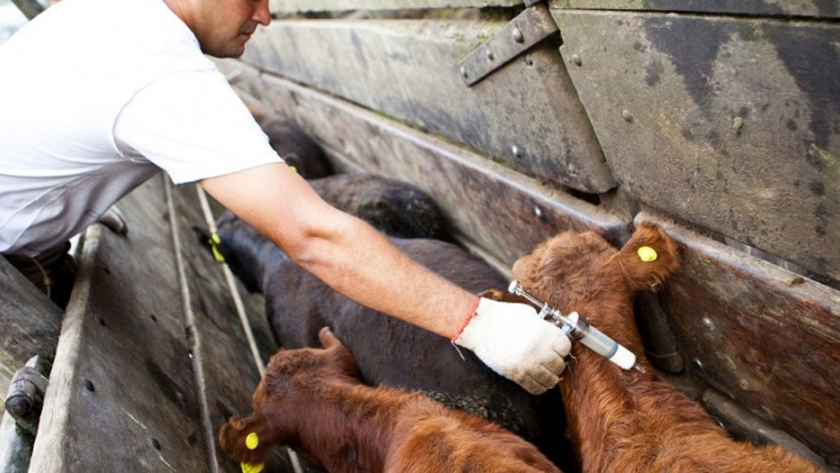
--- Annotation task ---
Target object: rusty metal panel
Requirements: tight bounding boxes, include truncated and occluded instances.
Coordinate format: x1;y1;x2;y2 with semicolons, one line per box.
645;214;840;468
550;0;840;19
555;10;840;282
241;19;615;193
270;0;519;15
236;71;631;266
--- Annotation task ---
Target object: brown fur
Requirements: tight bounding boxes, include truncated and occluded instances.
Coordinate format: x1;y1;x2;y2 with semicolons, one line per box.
510;221;822;473
219;327;561;473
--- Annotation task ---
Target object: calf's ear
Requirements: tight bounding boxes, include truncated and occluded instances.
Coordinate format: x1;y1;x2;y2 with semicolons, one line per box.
616;222;680;290
318;327;362;379
318;326;342;348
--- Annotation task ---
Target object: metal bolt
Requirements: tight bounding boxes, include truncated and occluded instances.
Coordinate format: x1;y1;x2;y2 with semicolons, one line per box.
622;110;634;123
6;393;33;417
512;28;524;43
571;54;582;66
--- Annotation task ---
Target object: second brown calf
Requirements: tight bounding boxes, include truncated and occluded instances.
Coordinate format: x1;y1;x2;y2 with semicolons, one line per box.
510;222;823;473
219;327;561;473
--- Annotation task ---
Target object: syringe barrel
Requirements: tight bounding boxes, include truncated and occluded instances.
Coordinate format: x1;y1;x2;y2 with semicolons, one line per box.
578;325;636;369
508;280;636;369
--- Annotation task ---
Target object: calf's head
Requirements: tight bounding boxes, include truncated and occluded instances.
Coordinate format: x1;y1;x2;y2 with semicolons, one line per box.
218;327;359;465
511;222;679;350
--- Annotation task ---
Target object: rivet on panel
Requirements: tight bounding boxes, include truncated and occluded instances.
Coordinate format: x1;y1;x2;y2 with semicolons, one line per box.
512;28;524;43
622;110;634;123
571;54;582;66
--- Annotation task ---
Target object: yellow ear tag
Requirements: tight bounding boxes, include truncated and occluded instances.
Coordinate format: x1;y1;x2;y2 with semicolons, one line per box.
241;432;264;473
637;246;658;262
289;165;298;174
241;463;264;473
245;432;260;450
209;233;225;263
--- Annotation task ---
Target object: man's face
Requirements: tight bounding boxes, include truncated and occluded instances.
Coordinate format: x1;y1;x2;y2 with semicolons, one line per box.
189;0;271;58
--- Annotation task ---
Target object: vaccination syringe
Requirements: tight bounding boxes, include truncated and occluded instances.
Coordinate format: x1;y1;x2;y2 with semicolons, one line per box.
508;280;636;370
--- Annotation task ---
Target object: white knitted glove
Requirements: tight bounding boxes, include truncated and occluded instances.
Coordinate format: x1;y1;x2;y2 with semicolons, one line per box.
452;297;571;395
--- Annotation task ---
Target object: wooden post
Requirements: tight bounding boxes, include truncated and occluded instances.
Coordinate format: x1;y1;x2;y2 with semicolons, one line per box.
0;256;62;402
8;0;44;20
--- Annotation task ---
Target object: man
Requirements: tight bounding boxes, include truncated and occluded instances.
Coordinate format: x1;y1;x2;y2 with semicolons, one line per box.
0;0;571;395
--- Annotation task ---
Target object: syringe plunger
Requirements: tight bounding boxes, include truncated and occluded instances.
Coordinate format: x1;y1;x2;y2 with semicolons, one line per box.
507;280;636;370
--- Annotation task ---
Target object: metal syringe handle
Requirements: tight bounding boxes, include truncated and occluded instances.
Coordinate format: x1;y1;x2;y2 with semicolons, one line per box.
508;280;636;370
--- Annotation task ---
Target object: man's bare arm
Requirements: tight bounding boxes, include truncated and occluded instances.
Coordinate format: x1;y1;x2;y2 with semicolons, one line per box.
199;162;476;339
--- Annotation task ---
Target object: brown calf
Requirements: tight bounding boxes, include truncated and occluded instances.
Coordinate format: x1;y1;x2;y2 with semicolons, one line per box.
219;327;561;473
510;221;822;473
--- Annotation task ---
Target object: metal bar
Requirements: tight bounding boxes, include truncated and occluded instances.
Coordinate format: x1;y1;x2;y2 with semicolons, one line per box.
457;3;558;87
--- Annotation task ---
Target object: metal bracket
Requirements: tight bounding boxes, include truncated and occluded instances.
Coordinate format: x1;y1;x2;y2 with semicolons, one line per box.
457;3;558;87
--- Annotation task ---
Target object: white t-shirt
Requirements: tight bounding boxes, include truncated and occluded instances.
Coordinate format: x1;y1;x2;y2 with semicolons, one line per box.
0;0;282;257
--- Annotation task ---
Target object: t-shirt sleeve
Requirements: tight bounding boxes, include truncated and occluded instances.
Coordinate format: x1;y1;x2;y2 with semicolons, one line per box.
113;69;283;184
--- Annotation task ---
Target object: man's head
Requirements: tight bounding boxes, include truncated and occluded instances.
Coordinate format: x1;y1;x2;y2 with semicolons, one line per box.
165;0;271;58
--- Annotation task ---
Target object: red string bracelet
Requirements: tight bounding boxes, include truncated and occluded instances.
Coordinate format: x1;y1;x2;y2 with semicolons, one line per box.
450;297;481;342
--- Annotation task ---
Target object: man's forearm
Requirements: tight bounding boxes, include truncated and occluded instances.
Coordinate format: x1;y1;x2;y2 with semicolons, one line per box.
291;213;479;339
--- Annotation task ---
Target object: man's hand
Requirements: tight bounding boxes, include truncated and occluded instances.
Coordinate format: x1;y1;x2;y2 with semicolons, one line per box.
452;297;571;395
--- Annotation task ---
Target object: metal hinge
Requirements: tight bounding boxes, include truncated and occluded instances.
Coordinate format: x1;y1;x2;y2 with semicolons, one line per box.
457;3;559;87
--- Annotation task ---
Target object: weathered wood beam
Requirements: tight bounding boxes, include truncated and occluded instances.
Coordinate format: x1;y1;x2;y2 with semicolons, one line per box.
270;0;519;15
549;0;840;19
241;17;614;194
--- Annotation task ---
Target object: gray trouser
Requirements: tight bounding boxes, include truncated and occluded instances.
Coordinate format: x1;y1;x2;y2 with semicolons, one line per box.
3;242;76;309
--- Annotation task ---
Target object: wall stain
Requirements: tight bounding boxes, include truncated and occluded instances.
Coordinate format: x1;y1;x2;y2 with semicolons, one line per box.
643;16;736;115
765;24;840;150
645;58;664;86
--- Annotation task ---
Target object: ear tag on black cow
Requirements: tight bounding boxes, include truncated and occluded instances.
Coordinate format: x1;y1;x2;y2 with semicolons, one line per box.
637;246;658;262
240;432;264;473
208;233;226;263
